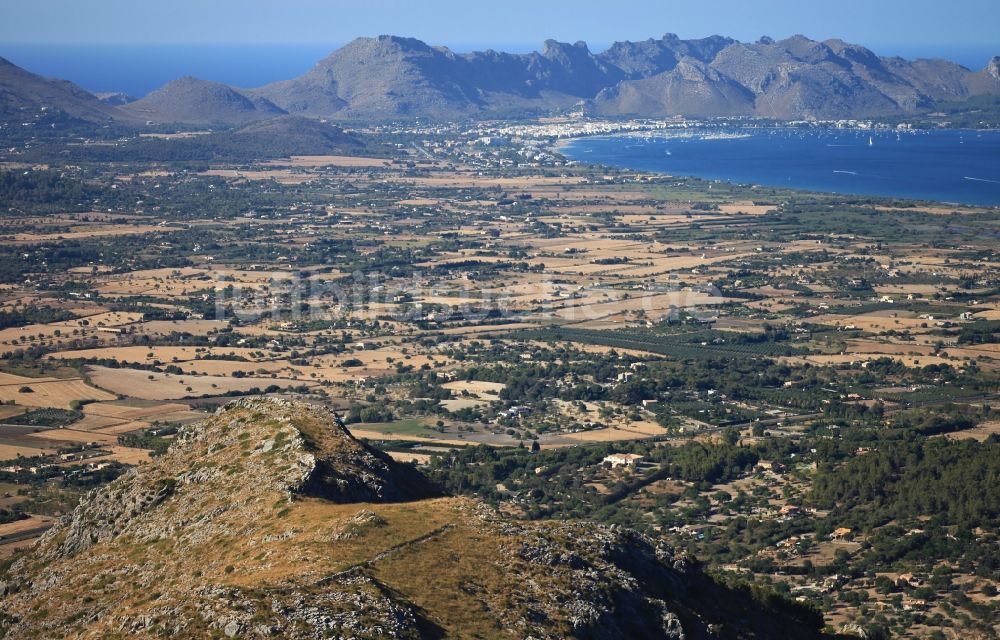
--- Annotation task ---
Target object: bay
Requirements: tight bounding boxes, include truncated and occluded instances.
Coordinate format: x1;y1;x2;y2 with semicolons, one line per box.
561;128;1000;207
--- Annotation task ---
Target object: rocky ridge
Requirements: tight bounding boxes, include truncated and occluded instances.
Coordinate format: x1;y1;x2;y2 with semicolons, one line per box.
0;56;131;123
248;33;999;121
0;398;823;639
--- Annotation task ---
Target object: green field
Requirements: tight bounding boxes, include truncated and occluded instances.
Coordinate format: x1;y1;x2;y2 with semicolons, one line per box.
353;419;433;437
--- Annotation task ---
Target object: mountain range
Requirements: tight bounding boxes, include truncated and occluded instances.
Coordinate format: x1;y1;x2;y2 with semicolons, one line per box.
0;398;824;638
2;34;999;126
248;34;1000;121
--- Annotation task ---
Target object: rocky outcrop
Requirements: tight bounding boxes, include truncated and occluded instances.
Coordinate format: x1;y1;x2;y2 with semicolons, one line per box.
0;398;823;639
95;91;137;105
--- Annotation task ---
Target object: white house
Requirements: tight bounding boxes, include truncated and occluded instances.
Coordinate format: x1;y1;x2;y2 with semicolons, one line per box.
603;453;644;468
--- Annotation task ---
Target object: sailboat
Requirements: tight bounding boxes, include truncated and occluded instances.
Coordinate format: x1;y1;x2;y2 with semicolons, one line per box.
868;136;874;147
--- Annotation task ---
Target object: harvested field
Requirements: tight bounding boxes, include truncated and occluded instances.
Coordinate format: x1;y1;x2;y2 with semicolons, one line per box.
279;155;394;168
139;320;228;336
348;429;473;448
800;354;956;368
83;401;192;421
86;446;153;466
54;311;142;328
92;420;153;435
718;203;774;215
84;366;312;400
29;428;119;446
0;406;26;421
4;225;178;243
0;514;54;537
0;375;115;409
48;345;277;364
200;169;313;184
439;399;488;411
0;443;56;459
387;451;433;464
441;380;505;399
945;421;1000;441
541;426;665;446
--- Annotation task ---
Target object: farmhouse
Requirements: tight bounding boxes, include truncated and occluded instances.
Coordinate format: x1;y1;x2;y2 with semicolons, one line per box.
603;453;644;468
97;327;125;335
830;527;854;540
756;460;784;473
896;573;923;588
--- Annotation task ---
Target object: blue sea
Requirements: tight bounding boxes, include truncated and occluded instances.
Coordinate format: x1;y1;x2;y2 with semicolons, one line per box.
561;128;1000;207
0;44;340;97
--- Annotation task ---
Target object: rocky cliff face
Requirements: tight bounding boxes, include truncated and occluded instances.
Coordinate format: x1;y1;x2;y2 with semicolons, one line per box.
0;398;823;639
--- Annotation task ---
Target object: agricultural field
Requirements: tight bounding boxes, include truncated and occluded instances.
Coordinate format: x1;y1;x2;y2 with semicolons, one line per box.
0;118;998;637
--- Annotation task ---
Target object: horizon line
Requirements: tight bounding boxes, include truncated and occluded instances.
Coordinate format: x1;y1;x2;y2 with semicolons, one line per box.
1;36;996;48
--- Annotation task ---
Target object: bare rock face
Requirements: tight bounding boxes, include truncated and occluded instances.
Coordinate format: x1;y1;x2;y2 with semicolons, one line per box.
0;398;823;639
988;57;1000;81
95;91;136;105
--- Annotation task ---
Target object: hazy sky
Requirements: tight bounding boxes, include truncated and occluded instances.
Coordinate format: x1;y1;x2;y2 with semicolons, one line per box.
2;0;998;48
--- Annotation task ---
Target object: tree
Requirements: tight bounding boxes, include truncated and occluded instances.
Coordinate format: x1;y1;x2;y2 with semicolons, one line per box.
875;576;895;594
723;428;740;446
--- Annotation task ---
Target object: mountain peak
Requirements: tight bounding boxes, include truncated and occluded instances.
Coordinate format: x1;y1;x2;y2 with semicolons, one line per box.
123;77;286;125
542;38;593;57
351;34;435;55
